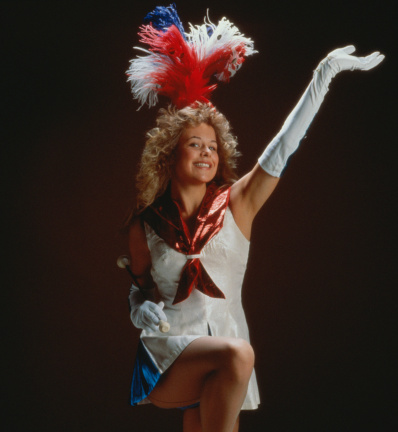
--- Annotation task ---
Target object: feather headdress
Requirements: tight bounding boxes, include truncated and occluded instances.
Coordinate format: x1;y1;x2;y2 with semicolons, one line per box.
126;4;257;109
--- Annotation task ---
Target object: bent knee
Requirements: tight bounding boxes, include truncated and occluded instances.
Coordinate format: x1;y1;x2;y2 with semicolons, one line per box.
221;339;255;377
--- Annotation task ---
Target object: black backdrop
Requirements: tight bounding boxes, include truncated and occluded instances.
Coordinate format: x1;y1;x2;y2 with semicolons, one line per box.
3;1;397;431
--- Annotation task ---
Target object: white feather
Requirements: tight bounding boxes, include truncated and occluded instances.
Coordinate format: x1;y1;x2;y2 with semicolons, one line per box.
187;15;257;81
127;52;171;109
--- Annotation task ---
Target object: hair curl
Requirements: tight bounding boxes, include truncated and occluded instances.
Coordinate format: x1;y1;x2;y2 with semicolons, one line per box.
132;103;240;216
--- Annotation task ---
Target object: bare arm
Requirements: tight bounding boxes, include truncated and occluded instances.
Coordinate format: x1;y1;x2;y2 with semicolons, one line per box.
128;218;170;332
128;217;154;291
229;164;279;240
229;46;384;240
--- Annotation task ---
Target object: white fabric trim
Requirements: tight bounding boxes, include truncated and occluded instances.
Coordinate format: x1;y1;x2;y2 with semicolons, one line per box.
186;254;202;259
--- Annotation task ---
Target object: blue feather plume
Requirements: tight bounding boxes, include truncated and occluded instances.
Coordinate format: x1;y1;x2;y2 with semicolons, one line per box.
143;3;185;36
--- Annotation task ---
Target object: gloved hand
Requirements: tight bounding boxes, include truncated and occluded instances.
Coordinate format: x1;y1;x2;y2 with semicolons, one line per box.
128;284;168;332
258;46;385;177
323;45;384;75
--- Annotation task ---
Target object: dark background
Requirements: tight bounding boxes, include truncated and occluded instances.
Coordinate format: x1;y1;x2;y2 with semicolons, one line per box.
3;0;397;431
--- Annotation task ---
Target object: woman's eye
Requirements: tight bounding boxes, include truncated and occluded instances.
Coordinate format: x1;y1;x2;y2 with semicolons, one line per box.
210;146;217;152
189;142;199;147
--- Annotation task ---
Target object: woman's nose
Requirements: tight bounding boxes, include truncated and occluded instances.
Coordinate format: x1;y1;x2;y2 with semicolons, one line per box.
201;145;210;155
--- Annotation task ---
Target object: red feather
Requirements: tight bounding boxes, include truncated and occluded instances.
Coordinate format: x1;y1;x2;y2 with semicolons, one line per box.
136;24;251;108
138;25;227;108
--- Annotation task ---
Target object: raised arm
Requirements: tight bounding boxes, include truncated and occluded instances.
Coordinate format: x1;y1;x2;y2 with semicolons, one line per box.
230;46;384;239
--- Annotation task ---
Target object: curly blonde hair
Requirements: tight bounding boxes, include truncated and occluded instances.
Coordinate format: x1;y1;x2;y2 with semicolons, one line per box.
133;103;240;214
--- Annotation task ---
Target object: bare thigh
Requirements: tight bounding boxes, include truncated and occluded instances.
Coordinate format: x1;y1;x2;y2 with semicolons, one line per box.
148;336;252;408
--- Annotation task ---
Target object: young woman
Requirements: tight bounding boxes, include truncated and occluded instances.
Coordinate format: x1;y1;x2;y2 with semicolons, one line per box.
124;6;384;432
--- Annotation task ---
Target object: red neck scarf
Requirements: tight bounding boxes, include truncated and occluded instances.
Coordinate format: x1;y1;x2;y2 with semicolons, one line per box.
142;183;230;304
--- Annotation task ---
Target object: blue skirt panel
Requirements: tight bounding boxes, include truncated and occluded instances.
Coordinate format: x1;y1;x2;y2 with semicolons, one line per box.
130;340;161;406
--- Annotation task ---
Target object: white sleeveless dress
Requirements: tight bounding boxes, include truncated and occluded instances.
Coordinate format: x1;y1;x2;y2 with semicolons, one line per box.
135;206;260;410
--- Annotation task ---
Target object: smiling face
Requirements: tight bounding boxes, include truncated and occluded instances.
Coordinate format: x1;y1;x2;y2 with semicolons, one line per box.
172;123;219;187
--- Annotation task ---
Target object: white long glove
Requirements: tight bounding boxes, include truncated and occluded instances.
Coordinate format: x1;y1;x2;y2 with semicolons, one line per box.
258;46;385;177
128;284;168;332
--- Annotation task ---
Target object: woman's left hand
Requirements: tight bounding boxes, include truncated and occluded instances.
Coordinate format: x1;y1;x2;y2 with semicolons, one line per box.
318;45;385;76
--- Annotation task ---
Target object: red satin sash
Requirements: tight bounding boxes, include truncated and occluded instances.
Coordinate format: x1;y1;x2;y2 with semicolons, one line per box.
141;183;230;304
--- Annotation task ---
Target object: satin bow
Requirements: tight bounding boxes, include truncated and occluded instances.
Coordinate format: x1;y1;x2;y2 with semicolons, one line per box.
142;183;230;304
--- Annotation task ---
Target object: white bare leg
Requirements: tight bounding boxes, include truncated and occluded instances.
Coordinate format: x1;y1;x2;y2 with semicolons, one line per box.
148;336;254;432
